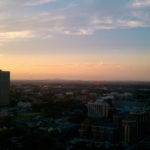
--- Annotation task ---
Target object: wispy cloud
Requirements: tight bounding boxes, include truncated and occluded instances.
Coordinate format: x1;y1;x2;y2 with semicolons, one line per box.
25;0;56;6
0;0;149;41
117;20;145;28
0;31;35;42
91;16;112;25
63;28;93;36
131;0;150;7
0;31;34;39
0;0;56;9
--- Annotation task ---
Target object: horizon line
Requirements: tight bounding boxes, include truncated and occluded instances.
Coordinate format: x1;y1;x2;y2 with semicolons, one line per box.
11;79;150;83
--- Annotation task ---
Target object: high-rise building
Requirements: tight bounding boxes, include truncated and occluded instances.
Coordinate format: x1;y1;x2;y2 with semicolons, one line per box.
130;111;150;137
0;70;10;105
122;119;137;145
86;99;110;118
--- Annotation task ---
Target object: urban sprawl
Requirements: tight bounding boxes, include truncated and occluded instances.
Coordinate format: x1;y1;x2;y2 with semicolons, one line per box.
0;70;150;150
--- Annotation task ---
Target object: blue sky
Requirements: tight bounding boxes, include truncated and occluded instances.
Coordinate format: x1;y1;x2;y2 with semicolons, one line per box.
0;0;150;80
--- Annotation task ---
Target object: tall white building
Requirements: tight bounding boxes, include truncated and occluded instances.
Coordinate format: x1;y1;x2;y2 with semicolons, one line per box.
0;70;10;105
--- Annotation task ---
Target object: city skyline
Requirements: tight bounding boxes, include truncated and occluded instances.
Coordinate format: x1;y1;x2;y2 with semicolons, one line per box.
0;0;150;81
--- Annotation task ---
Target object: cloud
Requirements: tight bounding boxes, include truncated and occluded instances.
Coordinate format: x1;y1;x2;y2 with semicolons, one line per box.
25;0;56;6
0;31;34;43
0;0;149;41
0;31;34;39
117;20;145;27
91;16;112;25
131;0;150;7
0;0;56;9
63;28;93;35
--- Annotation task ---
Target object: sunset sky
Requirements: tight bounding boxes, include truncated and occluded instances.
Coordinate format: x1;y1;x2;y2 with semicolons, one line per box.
0;0;150;81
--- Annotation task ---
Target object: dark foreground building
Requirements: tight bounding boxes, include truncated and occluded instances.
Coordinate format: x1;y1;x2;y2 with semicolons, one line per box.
0;70;10;105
